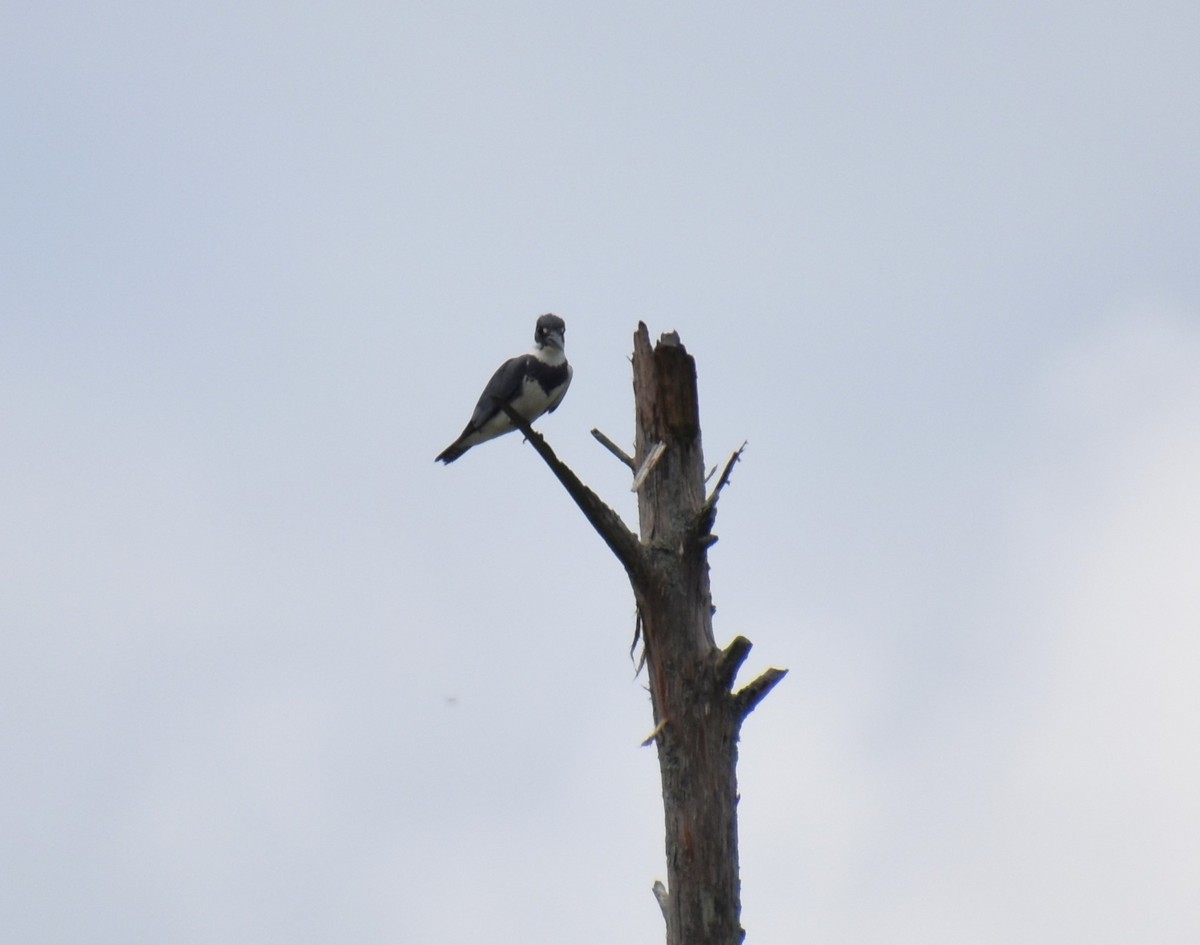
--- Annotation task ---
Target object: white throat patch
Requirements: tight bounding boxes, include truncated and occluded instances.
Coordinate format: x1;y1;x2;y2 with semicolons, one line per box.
532;344;567;366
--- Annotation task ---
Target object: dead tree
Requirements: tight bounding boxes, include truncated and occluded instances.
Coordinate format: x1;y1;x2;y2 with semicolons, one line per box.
501;322;786;945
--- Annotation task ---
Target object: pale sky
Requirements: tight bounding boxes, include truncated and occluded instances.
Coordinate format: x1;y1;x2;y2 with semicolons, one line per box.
3;3;1199;943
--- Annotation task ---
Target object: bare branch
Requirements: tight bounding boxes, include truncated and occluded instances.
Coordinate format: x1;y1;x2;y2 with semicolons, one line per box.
705;441;748;508
591;428;635;470
716;635;753;691
733;667;788;722
690;441;747;548
499;403;649;589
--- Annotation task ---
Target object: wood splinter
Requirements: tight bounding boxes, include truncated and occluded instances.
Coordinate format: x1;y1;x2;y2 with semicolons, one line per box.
640;717;669;747
631;441;666;491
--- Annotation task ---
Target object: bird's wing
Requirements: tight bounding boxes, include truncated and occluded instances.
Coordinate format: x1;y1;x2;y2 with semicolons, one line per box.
465;355;529;430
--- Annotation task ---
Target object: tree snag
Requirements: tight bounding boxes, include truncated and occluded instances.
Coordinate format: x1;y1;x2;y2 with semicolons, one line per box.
501;322;786;945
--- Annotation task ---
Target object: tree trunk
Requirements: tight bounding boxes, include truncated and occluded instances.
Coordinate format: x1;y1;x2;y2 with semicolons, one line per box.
497;323;785;945
631;325;744;945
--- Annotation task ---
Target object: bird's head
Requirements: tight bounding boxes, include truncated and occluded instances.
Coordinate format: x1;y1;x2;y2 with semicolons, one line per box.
534;313;567;352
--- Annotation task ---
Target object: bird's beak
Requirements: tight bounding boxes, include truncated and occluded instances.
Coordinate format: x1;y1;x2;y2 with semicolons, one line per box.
545;330;565;350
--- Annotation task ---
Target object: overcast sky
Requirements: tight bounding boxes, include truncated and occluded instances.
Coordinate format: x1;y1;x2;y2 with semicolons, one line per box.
3;3;1199;943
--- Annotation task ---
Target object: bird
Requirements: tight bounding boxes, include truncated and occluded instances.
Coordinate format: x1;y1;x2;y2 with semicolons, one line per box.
435;314;573;464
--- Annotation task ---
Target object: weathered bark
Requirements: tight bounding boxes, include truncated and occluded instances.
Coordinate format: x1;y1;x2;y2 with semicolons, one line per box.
631;324;747;945
501;323;786;945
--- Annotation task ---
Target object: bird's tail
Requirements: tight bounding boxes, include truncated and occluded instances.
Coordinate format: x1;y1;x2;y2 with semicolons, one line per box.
435;440;469;464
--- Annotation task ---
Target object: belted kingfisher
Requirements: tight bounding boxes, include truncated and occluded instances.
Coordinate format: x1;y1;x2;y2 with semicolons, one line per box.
435;314;573;464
